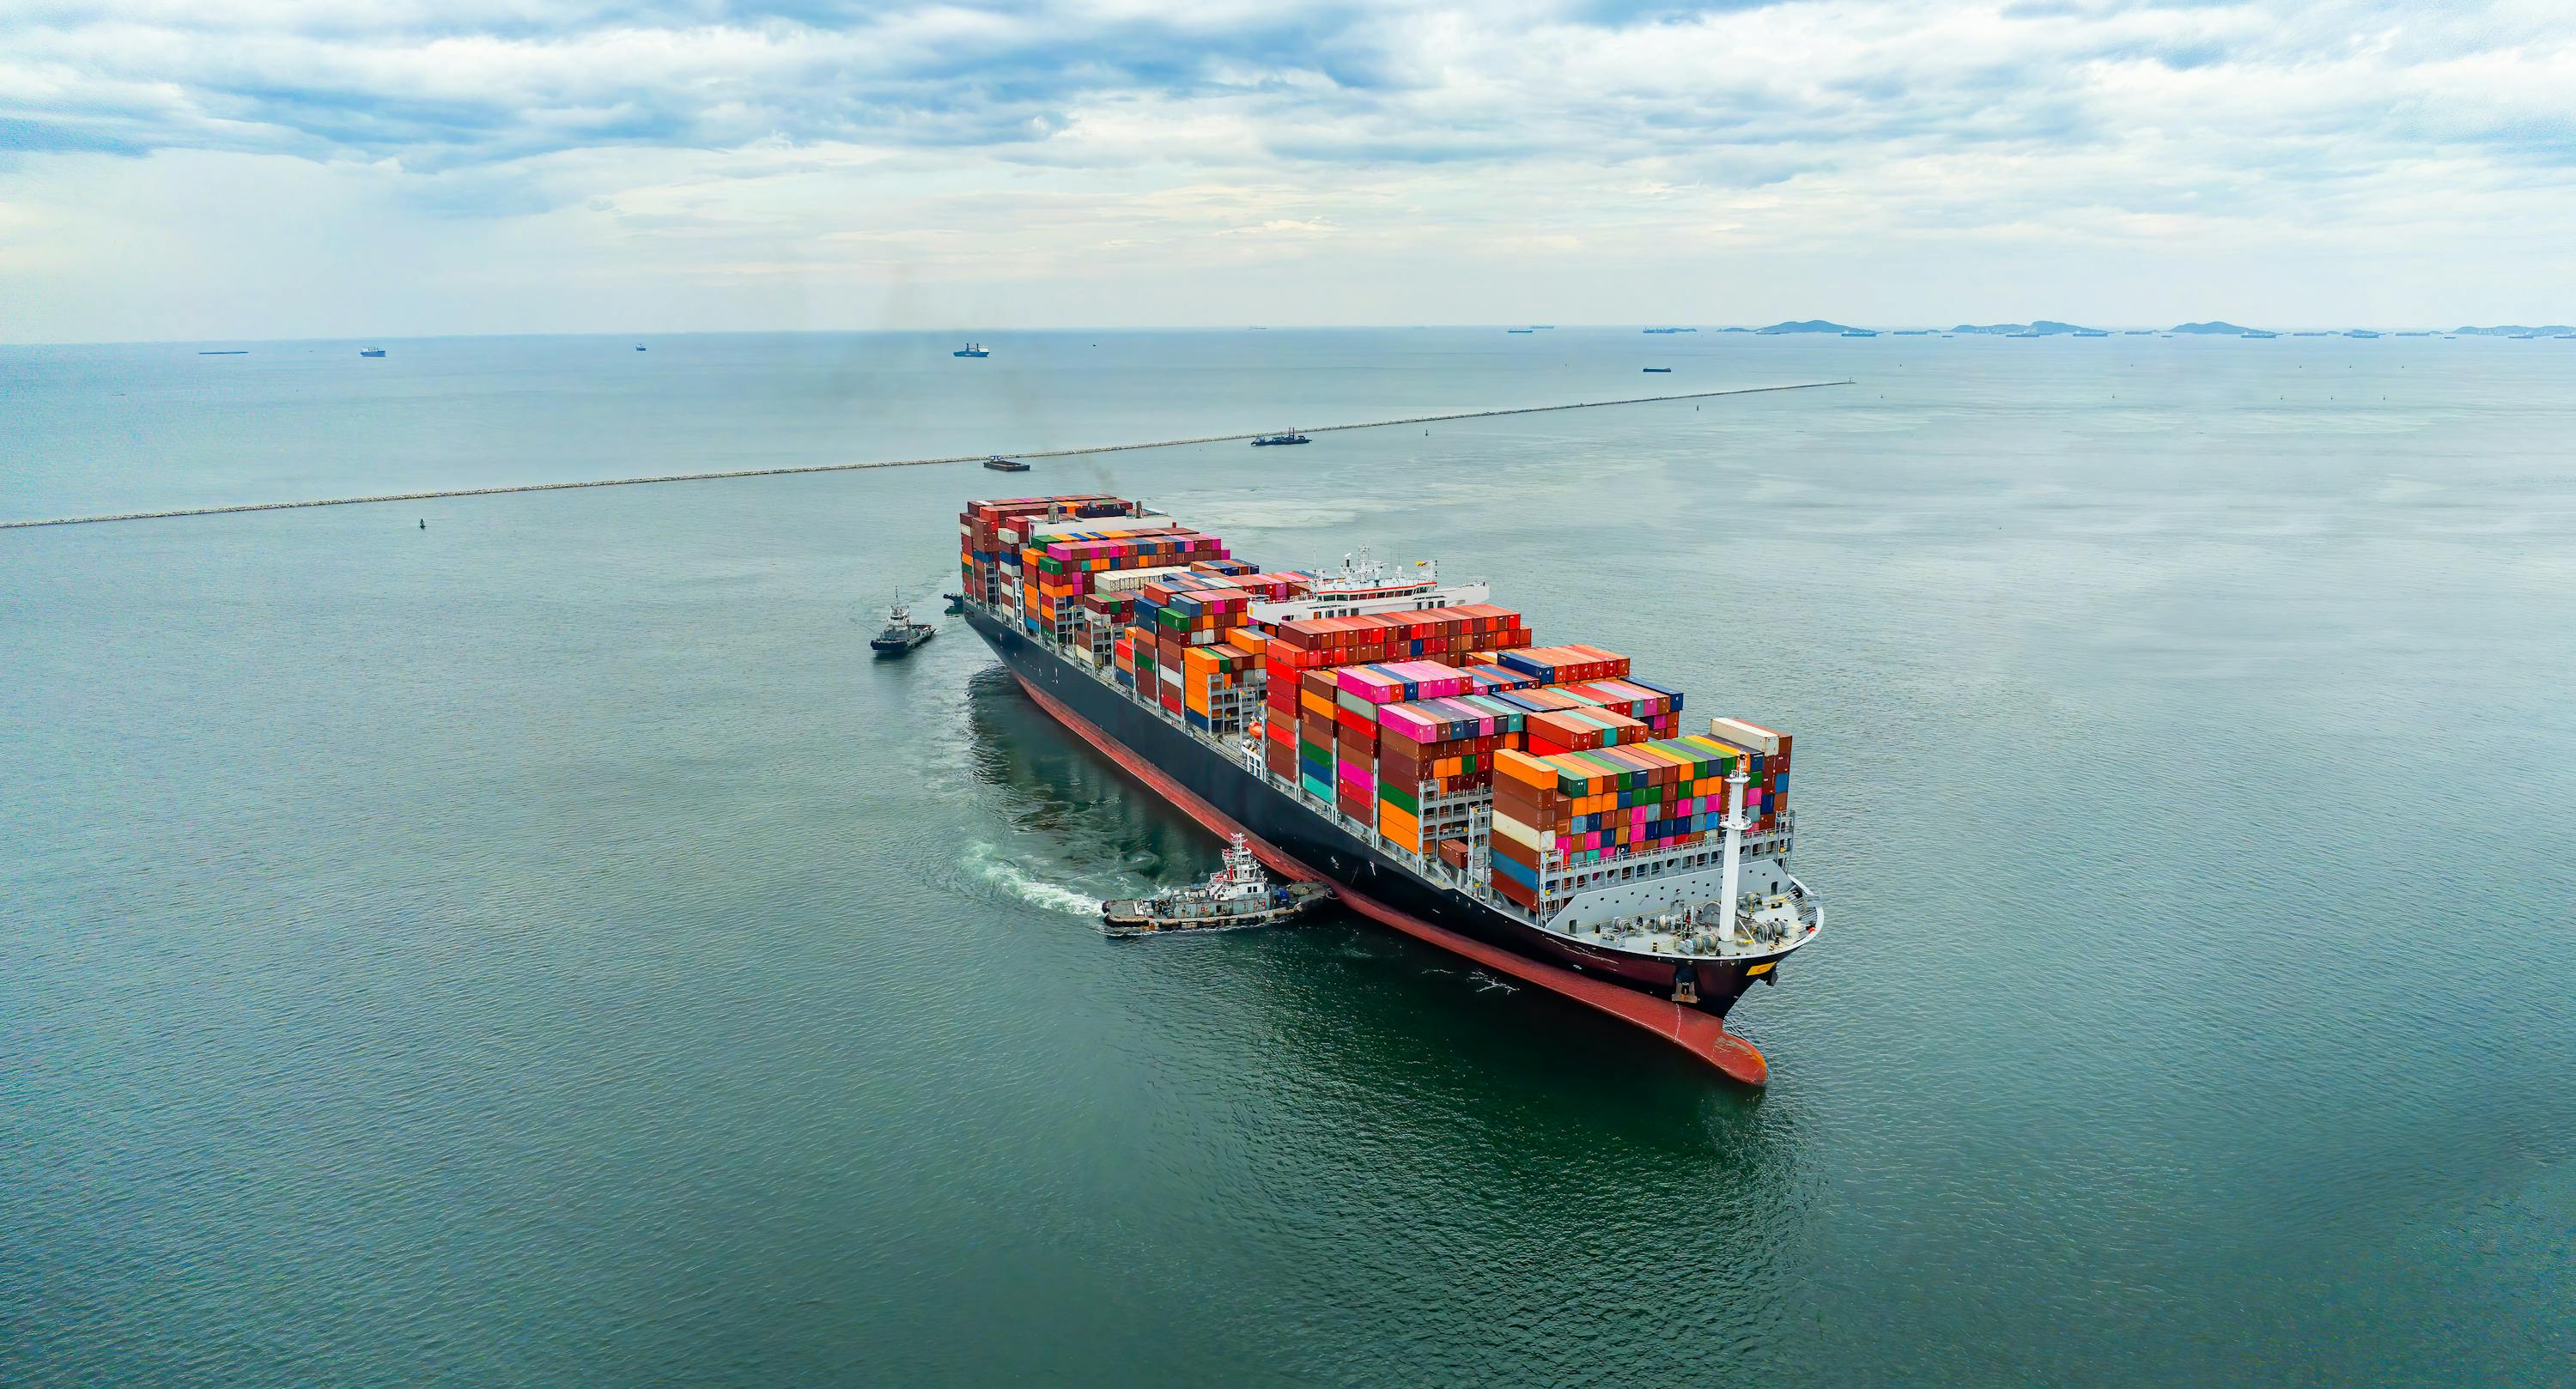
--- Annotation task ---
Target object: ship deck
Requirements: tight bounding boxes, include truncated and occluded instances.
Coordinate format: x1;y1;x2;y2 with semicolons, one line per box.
980;601;1815;970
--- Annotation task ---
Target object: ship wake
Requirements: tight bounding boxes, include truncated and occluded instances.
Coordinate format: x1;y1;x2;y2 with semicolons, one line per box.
966;841;1111;916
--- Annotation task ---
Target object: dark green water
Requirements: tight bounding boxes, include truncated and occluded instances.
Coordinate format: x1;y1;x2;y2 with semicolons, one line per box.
6;331;2573;1385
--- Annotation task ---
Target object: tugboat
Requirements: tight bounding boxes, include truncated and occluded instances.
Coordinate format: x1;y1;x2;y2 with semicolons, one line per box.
1249;430;1310;446
869;597;936;657
954;343;991;358
1100;834;1334;937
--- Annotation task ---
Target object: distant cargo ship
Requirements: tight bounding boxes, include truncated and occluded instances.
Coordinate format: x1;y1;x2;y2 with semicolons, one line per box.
1642;367;1671;373
954;343;991;357
1839;329;1877;337
1507;329;1534;334
359;348;386;357
1643;327;1697;334
2241;331;2279;339
2072;330;2110;338
1250;431;1310;446
957;494;1818;1083
197;350;249;355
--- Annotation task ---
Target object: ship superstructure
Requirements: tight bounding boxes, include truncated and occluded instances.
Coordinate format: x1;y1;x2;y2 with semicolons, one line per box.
957;493;1820;1081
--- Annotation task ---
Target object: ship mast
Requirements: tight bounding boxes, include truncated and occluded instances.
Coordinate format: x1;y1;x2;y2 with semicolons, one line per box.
1716;768;1749;943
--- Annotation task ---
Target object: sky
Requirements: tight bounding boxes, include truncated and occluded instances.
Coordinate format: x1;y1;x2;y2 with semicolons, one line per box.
3;1;2572;342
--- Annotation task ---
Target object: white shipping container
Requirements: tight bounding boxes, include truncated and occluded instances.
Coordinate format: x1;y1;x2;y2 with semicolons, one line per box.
1492;811;1555;852
1708;717;1783;756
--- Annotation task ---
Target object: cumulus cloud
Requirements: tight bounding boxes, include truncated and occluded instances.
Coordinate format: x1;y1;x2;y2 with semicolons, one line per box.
1;0;2571;337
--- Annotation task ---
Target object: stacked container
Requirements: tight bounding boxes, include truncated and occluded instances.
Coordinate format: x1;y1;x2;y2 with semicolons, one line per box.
1261;605;1532;786
1702;717;1793;833
1023;525;1232;638
1488;738;1750;908
959;494;1139;609
1487;644;1631;684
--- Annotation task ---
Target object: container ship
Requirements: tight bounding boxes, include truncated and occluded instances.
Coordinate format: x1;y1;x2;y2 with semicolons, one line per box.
957;494;1821;1083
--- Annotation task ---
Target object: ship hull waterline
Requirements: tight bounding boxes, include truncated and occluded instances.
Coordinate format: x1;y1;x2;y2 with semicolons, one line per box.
965;606;1774;1084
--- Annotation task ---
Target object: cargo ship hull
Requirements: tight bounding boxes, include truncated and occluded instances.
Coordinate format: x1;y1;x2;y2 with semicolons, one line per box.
966;606;1780;1048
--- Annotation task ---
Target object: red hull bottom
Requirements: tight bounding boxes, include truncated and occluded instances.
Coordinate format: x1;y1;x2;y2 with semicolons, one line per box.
1012;673;1768;1086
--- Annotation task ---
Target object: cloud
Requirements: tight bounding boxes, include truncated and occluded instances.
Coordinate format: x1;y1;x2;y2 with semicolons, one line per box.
1;2;2572;337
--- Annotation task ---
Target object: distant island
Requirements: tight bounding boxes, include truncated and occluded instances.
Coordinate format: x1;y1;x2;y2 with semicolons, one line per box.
1950;320;2104;336
1693;318;2565;340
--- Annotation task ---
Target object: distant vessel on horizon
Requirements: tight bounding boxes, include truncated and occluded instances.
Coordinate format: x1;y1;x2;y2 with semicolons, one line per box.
954;342;991;357
197;349;249;355
1251;430;1311;446
635;343;647;351
1506;328;1534;334
1642;367;1672;373
2072;329;2110;337
359;347;386;358
1839;329;1877;337
2241;331;2279;339
1643;327;1697;334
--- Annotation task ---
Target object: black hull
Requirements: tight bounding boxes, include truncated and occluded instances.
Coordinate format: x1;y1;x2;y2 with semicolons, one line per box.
964;607;1768;1019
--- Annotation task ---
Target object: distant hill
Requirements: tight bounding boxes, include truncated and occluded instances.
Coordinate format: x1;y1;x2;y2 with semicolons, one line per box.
2455;325;2575;337
1755;319;1857;335
1951;320;2103;336
2172;321;2259;335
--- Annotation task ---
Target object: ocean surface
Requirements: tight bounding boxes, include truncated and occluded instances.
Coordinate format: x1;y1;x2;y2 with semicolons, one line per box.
5;329;2573;1387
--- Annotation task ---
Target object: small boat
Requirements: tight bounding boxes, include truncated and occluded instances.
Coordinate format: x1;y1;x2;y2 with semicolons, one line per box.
1642;367;1672;373
940;591;967;614
1100;834;1333;937
982;455;1030;472
635;343;647;351
359;348;386;357
954;342;991;357
1250;431;1310;446
870;598;936;657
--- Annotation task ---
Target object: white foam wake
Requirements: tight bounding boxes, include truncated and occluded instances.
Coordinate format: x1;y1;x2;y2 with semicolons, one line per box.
967;843;1103;916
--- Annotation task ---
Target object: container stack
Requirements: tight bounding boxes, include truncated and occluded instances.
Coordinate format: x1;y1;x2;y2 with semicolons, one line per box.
1701;718;1793;833
1488;738;1750;909
1022;525;1231;639
1259;606;1530;791
1485;644;1632;684
1375;694;1529;850
960;495;1140;607
1181;645;1258;731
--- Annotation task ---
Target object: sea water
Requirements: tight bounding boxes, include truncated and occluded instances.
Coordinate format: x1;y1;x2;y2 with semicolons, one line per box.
4;330;2572;1386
